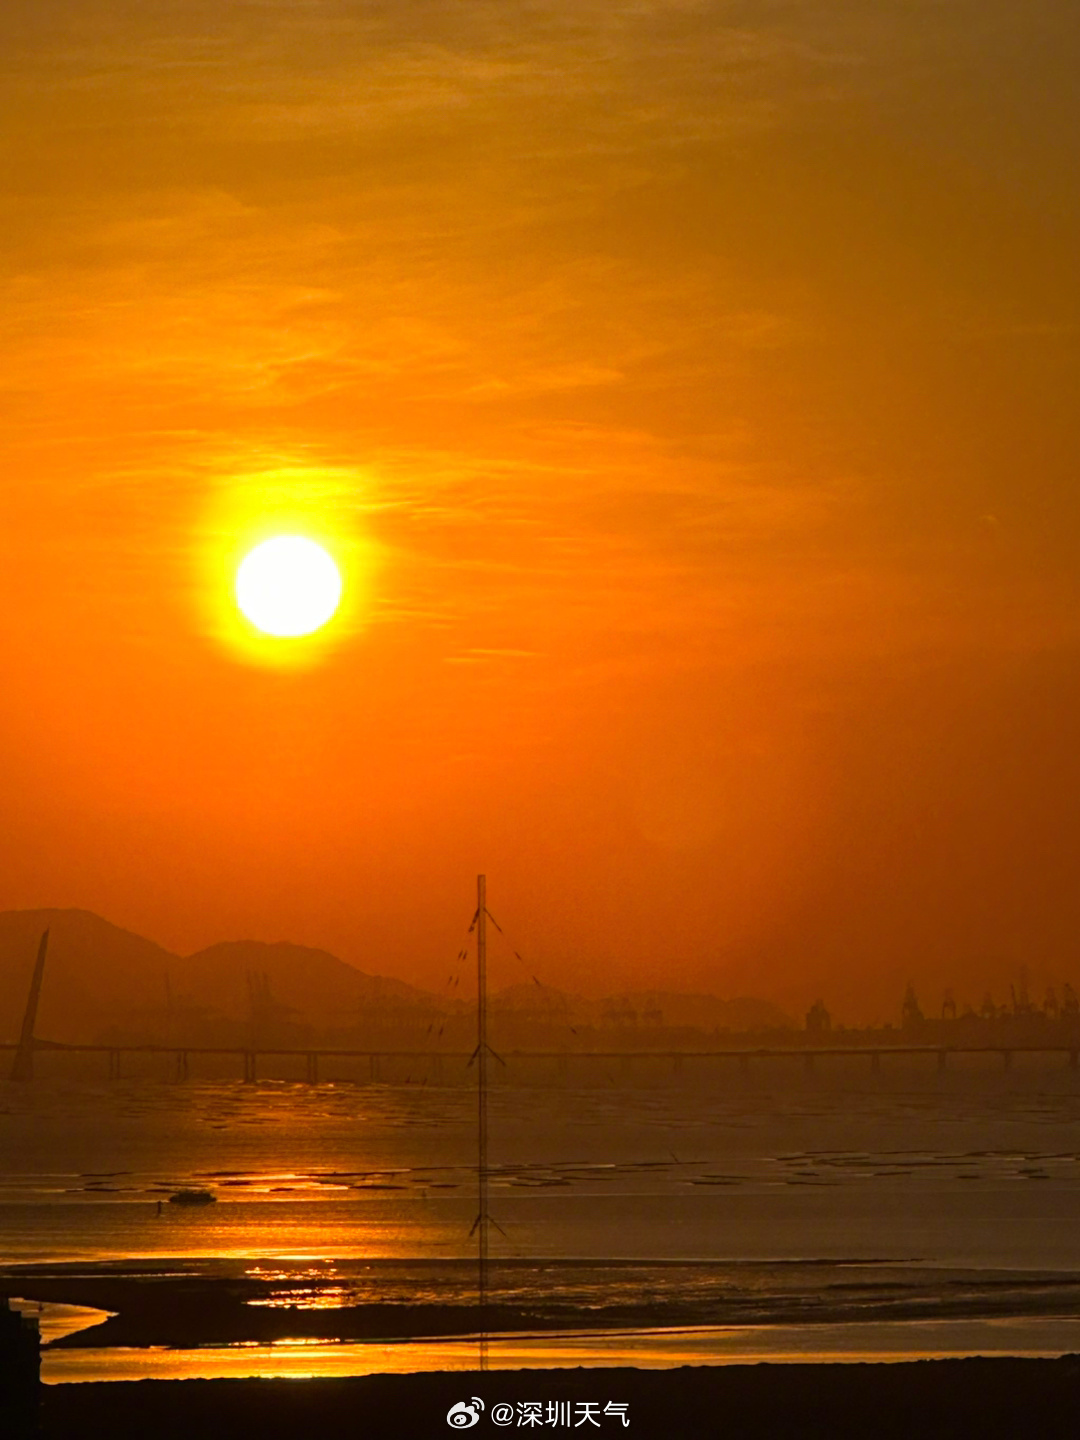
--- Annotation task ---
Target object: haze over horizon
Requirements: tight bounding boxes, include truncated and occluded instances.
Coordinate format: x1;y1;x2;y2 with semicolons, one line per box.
0;904;1069;1036
0;906;798;1047
2;3;1079;1020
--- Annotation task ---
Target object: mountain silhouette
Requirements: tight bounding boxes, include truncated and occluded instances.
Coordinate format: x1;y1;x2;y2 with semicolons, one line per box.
181;941;429;1029
0;909;793;1048
0;910;434;1046
489;982;792;1032
0;909;176;1044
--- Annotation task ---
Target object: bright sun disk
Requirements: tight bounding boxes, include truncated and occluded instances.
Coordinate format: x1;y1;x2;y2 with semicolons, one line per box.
235;536;343;637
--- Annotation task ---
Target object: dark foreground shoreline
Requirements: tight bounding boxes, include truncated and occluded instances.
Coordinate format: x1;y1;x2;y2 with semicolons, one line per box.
14;1358;1080;1440
11;1260;1080;1349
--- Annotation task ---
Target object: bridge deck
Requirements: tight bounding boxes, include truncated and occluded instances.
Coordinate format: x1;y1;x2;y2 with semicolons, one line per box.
2;1041;1077;1059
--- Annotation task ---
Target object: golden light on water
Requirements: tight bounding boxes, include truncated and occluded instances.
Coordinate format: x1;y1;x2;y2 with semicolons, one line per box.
236;536;343;638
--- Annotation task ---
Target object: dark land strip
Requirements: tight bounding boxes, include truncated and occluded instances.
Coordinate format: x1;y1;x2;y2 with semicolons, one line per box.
7;1265;1080;1347
20;1357;1080;1440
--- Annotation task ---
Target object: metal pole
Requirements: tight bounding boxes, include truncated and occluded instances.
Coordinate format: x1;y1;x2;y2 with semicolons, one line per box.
477;873;488;1367
10;930;49;1083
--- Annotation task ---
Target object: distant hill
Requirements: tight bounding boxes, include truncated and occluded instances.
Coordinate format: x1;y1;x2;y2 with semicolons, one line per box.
0;908;794;1047
180;941;431;1029
0;910;435;1046
602;989;795;1033
489;982;794;1034
0;909;178;1045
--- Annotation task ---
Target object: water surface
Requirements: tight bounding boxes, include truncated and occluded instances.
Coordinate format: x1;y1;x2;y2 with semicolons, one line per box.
4;1072;1080;1377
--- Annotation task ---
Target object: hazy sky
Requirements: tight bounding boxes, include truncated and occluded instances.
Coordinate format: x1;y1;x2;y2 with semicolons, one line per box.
2;1;1079;1019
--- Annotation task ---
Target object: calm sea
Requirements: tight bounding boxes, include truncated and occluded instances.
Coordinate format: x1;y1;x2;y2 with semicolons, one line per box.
4;1065;1080;1378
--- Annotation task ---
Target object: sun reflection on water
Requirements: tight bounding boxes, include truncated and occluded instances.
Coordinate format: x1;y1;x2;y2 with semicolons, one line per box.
247;1287;355;1310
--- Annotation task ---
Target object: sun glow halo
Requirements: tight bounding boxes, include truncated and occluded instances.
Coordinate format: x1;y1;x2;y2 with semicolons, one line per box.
235;536;343;638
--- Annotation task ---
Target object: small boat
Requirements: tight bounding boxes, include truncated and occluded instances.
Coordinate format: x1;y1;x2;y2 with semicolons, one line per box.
167;1188;216;1206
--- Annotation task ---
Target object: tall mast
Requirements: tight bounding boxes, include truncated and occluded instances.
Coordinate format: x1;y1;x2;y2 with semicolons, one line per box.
476;873;489;1363
10;930;49;1083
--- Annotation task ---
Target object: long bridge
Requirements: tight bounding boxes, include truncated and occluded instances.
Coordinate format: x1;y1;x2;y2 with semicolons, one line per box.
3;1038;1078;1084
6;928;1080;1084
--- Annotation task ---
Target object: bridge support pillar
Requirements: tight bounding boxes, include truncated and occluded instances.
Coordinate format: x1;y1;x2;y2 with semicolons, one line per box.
242;1051;256;1083
174;1051;189;1082
369;1054;380;1082
305;1052;318;1084
108;1049;121;1081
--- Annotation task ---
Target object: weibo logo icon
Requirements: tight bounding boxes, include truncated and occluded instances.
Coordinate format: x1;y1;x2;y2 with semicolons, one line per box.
447;1398;485;1428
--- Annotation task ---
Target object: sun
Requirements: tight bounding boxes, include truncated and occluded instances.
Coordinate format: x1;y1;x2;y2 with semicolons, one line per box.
235;535;343;637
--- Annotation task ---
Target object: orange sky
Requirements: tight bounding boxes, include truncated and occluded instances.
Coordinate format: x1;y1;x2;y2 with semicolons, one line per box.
2;1;1079;1021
